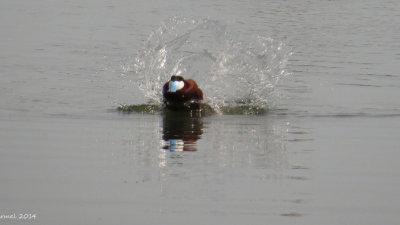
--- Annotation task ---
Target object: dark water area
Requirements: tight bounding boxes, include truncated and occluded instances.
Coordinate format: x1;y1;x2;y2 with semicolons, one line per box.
1;0;400;224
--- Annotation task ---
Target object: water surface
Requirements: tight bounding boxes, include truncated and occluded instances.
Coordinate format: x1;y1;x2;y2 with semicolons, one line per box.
1;0;399;224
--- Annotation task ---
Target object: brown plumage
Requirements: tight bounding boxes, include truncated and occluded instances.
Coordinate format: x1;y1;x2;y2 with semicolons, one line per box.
162;75;203;110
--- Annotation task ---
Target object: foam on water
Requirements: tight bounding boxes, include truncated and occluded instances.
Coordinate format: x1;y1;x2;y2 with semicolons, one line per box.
127;17;292;112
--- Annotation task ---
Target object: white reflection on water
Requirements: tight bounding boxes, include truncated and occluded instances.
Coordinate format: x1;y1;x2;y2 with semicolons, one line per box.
117;113;292;186
113;112;305;215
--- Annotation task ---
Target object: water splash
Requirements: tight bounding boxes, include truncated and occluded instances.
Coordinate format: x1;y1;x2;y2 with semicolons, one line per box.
130;17;291;112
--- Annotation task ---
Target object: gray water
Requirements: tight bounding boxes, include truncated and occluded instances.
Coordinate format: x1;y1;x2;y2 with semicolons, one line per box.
1;0;400;224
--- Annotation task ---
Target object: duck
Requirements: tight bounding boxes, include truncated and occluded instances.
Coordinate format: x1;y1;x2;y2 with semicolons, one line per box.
162;75;204;110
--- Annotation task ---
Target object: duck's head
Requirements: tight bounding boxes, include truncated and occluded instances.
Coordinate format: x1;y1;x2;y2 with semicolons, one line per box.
168;75;185;92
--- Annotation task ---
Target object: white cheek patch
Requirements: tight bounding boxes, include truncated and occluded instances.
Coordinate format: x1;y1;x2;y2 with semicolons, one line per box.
169;139;184;152
168;81;184;92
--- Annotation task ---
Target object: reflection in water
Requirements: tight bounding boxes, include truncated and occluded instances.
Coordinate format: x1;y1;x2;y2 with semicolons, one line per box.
162;110;204;152
115;113;312;216
117;113;291;175
205;116;289;171
156;114;298;207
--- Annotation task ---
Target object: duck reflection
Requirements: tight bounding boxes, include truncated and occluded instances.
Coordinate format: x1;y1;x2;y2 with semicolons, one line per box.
162;110;204;152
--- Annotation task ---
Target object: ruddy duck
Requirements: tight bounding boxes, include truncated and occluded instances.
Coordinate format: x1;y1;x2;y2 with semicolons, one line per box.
162;75;203;110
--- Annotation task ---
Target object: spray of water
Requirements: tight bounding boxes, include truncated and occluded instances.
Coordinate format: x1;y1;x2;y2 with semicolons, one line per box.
130;17;291;112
